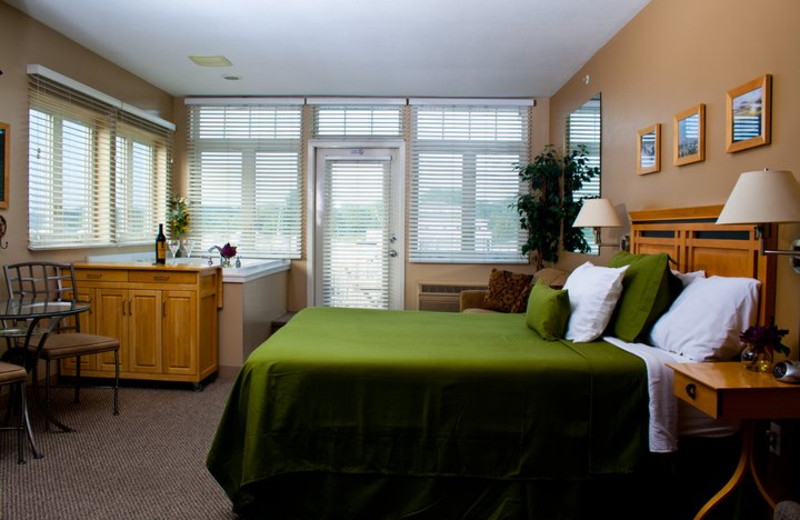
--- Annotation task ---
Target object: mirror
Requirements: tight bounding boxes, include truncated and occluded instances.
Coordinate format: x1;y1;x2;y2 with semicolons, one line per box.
565;93;601;253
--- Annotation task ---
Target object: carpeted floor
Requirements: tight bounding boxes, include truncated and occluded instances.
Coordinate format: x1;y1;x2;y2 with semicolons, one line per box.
0;374;238;520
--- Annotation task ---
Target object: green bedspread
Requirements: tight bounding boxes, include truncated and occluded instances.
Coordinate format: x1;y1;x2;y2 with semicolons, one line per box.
207;307;649;514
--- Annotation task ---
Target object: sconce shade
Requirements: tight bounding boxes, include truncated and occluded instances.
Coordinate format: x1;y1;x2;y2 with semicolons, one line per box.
717;170;800;224
573;198;623;228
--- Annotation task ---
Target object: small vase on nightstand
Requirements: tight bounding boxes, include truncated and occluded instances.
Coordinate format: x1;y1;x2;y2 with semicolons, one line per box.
740;344;773;372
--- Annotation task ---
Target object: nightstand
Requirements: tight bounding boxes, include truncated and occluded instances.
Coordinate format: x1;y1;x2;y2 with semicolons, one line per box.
667;362;800;520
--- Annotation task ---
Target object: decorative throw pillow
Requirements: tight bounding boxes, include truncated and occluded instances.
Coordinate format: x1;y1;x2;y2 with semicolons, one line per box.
648;276;760;361
483;268;534;313
526;280;571;340
563;261;629;343
605;251;680;342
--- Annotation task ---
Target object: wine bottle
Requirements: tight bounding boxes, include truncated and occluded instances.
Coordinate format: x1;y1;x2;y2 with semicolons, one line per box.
155;224;167;264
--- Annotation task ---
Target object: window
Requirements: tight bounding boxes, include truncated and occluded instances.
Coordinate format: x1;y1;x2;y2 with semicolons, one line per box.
28;67;173;249
311;103;404;137
566;94;601;254
408;102;531;263
185;102;303;258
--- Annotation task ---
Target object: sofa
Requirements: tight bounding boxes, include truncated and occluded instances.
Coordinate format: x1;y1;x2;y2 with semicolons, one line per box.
460;267;570;313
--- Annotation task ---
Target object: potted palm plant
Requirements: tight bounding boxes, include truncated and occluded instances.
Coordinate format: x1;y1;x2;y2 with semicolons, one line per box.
512;144;598;270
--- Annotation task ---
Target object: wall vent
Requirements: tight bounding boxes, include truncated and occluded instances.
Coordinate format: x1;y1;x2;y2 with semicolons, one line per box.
417;282;487;312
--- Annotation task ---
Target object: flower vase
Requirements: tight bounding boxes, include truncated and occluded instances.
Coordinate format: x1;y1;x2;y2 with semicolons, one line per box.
221;257;232;268
740;343;773;372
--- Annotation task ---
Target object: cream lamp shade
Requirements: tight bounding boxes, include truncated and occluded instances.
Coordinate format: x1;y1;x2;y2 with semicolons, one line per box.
717;169;800;224
573;198;623;228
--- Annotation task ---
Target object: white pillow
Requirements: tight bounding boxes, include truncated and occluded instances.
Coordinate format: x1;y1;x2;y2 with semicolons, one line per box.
671;269;706;287
563;261;629;342
648;276;760;361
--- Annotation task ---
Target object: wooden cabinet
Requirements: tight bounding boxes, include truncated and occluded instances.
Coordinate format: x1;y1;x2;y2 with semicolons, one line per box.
63;263;222;387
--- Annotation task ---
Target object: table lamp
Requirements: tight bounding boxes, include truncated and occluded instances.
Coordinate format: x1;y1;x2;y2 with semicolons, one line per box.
716;169;800;271
572;198;623;248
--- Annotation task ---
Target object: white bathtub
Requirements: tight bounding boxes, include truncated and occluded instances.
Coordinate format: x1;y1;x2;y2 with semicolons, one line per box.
86;253;290;284
173;257;290;283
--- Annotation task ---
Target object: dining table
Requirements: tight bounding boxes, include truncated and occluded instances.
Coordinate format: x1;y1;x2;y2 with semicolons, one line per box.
0;298;91;457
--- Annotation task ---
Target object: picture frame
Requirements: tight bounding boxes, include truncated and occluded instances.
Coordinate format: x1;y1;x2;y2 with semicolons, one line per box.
0;122;8;209
726;74;771;153
673;104;705;166
636;123;660;175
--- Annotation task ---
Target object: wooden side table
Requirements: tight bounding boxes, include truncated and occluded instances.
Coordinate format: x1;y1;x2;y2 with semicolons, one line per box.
667;362;800;520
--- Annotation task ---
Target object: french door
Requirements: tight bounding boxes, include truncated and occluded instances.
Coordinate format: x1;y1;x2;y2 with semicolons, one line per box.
313;146;404;310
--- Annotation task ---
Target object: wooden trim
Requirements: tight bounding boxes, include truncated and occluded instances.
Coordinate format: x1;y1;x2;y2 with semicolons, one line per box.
628;205;724;222
630;205;776;324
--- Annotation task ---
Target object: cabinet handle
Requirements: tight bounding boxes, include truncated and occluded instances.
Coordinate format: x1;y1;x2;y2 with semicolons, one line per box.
86;273;102;279
685;383;697;400
128;299;133;316
154;275;170;281
121;299;126;316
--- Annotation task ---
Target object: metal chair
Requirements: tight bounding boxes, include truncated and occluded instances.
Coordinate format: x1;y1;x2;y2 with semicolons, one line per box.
0;361;37;463
3;262;120;429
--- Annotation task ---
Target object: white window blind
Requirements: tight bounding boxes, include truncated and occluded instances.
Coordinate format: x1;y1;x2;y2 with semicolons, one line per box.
186;103;303;258
409;105;530;263
566;95;601;254
312;105;403;137
28;71;172;249
321;159;391;308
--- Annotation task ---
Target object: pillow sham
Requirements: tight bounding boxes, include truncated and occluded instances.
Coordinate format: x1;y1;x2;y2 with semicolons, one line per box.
648;276;760;361
671;269;706;287
525;280;571;340
606;251;677;342
482;268;534;313
562;261;629;343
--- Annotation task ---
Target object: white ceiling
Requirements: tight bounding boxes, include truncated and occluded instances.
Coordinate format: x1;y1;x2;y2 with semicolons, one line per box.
5;0;651;98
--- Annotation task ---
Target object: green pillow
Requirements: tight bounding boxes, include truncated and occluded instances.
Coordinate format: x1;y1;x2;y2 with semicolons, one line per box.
525;280;571;340
606;251;677;342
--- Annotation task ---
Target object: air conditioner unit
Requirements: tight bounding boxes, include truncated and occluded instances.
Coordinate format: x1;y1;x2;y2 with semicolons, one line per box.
417;282;487;312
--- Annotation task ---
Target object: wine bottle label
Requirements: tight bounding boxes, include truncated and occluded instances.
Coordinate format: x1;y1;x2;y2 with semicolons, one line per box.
157;242;167;260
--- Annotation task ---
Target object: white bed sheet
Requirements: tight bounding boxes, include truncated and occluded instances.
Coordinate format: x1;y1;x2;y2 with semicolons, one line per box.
603;336;740;453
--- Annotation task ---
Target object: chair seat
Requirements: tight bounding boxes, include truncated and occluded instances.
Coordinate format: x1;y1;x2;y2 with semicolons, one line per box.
0;361;27;385
28;333;120;360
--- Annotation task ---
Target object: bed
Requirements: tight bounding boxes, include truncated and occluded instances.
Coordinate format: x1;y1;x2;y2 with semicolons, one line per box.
207;206;776;519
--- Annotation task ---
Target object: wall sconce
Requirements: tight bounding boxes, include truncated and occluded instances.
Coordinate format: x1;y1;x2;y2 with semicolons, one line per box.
716;169;800;271
572;198;623;248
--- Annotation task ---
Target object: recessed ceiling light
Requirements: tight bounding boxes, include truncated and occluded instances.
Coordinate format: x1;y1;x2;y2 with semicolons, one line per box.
188;55;232;67
222;75;243;81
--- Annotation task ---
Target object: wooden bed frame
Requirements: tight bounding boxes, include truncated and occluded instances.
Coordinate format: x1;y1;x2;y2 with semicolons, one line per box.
629;205;777;324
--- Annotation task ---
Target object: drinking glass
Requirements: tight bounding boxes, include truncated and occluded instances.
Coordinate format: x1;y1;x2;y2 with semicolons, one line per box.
183;239;195;258
167;239;180;262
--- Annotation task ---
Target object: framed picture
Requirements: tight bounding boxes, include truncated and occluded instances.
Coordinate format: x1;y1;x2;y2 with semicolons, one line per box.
0;122;8;209
673;104;705;166
637;123;660;175
726;74;771;153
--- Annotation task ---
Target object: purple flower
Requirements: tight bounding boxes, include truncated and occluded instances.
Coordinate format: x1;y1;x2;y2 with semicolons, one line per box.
740;324;790;356
220;243;237;259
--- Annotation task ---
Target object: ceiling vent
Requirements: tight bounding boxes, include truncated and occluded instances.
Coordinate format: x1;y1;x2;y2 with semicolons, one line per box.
188;55;232;67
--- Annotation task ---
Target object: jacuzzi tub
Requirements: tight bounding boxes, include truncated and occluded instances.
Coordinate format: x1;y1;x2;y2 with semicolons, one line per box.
170;257;290;283
85;253;290;284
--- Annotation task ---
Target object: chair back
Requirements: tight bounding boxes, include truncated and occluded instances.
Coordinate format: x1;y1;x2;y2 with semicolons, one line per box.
4;262;77;301
3;262;80;334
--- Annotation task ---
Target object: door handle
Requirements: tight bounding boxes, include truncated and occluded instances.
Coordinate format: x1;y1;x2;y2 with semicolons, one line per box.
389;250;398;258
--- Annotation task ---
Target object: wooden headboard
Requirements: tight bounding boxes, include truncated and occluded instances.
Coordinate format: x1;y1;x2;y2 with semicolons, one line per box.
629;205;777;324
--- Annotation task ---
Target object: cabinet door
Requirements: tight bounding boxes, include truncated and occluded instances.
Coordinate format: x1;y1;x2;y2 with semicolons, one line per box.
162;290;197;376
128;289;162;374
95;288;129;373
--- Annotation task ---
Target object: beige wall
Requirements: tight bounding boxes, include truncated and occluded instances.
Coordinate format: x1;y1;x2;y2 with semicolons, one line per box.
549;0;800;356
0;2;174;275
